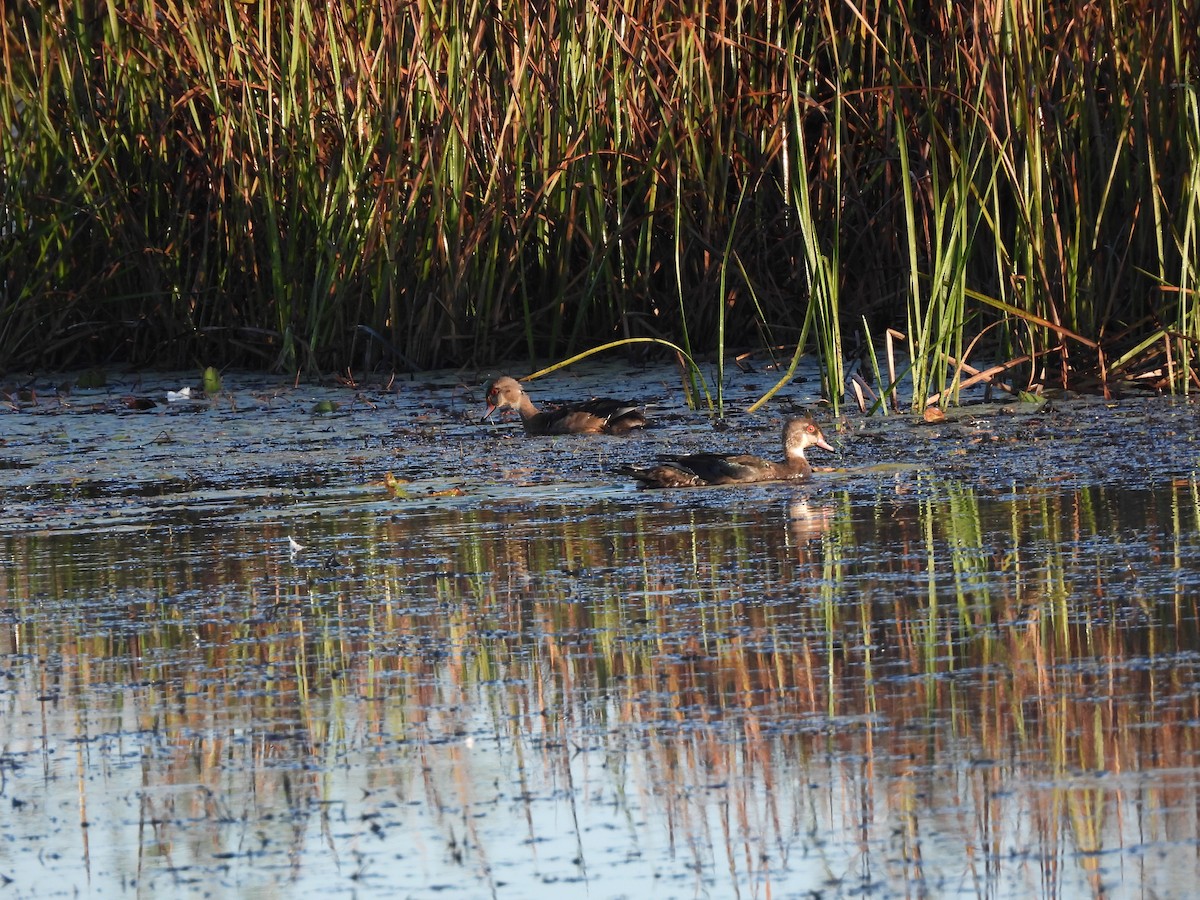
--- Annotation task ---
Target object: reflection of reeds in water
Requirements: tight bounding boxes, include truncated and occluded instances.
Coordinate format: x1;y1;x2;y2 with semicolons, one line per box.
3;477;1200;894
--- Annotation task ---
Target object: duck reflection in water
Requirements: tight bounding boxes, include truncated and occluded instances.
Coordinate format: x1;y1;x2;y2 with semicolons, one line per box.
786;498;835;545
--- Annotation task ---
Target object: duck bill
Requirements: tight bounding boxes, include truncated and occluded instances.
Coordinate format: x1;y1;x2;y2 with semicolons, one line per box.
482;404;498;423
815;436;835;453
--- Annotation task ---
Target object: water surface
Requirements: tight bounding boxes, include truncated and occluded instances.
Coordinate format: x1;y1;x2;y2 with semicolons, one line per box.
2;367;1199;898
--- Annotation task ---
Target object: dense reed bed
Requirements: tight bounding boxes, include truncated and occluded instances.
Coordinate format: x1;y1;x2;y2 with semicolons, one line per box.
3;1;1199;406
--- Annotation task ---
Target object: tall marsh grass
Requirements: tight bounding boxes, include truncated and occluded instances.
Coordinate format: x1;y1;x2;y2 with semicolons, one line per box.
2;1;1199;405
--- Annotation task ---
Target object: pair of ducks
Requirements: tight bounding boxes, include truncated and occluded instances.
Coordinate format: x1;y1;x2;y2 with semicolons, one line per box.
483;375;834;488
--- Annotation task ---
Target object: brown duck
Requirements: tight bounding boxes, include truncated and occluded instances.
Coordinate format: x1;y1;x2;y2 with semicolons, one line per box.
620;416;834;487
483;376;647;435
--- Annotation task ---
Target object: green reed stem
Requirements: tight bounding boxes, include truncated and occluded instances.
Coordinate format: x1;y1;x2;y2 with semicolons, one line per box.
522;337;714;409
3;0;1200;389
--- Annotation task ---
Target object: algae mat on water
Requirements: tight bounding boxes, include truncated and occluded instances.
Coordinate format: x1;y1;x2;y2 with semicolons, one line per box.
2;366;1200;898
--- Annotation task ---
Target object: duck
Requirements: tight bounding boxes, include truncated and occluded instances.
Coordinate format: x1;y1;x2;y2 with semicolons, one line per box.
482;376;647;435
619;416;833;487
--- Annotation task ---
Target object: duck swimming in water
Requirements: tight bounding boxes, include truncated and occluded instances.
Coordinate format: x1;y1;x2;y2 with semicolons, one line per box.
482;376;647;435
619;416;833;487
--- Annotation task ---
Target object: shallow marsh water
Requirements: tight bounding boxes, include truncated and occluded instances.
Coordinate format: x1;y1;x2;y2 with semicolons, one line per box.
2;365;1200;898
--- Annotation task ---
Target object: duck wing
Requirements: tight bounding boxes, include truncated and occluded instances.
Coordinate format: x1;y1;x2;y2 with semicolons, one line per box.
619;452;775;488
580;398;647;433
543;398;647;434
659;452;774;484
617;462;703;488
577;397;637;417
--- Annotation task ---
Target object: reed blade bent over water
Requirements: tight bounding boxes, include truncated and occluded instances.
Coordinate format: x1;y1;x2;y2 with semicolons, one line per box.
482;376;648;435
619;416;834;487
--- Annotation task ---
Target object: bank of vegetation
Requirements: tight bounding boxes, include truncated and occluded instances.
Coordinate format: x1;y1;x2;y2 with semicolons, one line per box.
2;1;1198;408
